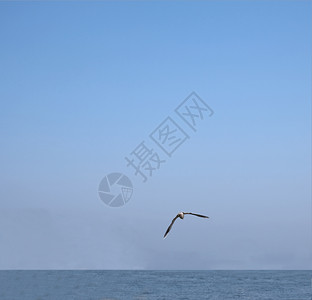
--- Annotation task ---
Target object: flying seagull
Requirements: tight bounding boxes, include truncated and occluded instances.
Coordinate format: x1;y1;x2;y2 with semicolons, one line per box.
163;212;209;238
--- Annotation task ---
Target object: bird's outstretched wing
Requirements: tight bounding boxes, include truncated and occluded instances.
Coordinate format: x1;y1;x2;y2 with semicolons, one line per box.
184;212;209;218
163;215;179;238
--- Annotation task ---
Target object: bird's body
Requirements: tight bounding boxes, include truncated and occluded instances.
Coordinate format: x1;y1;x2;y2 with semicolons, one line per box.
163;212;209;238
178;212;184;219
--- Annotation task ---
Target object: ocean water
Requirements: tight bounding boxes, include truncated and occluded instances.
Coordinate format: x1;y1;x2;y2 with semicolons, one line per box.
0;270;311;300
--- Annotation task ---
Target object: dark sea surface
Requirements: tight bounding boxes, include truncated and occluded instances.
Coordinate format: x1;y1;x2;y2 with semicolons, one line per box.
0;270;311;300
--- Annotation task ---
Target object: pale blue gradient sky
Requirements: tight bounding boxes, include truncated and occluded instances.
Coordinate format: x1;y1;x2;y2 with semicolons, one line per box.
0;1;311;269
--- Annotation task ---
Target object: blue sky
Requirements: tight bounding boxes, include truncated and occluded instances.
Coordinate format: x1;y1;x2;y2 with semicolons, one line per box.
0;1;311;269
